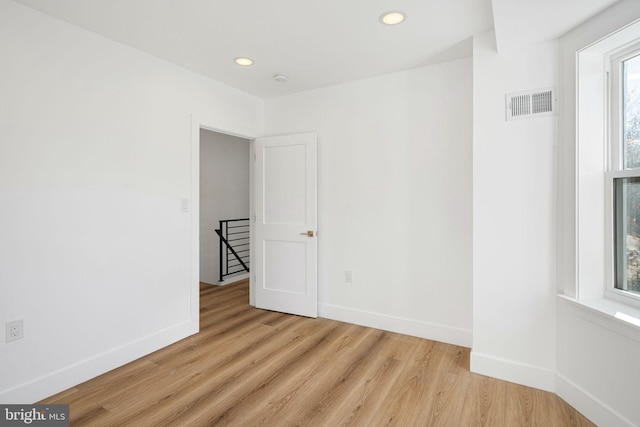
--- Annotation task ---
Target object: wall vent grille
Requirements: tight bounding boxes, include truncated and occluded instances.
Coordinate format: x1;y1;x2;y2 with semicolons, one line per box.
506;87;557;121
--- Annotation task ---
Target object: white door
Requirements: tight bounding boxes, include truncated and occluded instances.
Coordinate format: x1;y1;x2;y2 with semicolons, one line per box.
254;132;317;317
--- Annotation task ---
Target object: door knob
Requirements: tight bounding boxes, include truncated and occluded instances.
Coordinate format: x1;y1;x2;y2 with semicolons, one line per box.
300;230;314;237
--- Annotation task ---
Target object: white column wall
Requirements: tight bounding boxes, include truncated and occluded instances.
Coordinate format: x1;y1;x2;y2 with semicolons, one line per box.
472;32;559;391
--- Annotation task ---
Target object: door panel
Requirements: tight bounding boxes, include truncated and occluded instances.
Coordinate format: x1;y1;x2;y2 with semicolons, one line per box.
264;240;307;294
255;132;317;317
264;144;307;224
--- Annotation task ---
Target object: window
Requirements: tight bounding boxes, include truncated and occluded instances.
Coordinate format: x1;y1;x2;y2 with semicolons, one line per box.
569;17;640;312
613;177;640;293
608;45;640;300
565;9;640;330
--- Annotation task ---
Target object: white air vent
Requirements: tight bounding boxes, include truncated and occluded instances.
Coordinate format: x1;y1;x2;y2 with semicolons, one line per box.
506;87;557;121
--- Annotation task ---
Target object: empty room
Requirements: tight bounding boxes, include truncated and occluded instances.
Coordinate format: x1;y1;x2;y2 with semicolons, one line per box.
1;0;640;425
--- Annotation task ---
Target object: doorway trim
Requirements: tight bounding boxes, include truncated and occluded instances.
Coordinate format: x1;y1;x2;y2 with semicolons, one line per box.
190;114;259;324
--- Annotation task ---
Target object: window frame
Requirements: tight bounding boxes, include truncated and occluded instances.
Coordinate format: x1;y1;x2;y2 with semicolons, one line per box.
560;11;640;338
605;41;640;308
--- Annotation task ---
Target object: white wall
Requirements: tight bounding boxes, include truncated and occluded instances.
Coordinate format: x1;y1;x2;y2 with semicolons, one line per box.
556;299;640;427
557;2;640;425
199;130;250;284
7;2;639;422
0;0;262;403
265;58;474;347
471;33;559;391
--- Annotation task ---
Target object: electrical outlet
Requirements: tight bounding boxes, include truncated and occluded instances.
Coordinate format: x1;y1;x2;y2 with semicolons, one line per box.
6;320;23;343
345;269;353;283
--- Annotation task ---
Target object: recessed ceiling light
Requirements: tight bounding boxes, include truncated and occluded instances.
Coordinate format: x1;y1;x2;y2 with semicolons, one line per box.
234;57;254;66
379;11;405;25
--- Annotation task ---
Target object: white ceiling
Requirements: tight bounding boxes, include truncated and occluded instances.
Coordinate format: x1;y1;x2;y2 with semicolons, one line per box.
13;0;619;99
492;0;619;52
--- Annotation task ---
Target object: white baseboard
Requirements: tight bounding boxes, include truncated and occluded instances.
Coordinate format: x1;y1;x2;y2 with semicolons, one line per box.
556;373;636;427
318;303;472;348
0;319;197;404
470;351;555;392
218;273;250;286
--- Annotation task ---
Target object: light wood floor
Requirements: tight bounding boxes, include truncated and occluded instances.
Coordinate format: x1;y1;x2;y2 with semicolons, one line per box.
41;280;594;426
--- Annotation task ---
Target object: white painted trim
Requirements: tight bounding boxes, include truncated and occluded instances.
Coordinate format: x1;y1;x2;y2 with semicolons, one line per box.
218;272;250;286
558;294;640;343
319;303;472;348
189;115;259;311
469;351;555;392
556;373;636;427
249;139;256;307
0;320;196;404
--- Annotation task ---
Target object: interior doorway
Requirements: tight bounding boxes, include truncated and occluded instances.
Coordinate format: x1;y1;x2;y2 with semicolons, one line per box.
199;128;251;287
190;119;318;318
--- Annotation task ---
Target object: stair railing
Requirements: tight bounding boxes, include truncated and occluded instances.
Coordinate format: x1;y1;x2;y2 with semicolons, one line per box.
215;218;250;282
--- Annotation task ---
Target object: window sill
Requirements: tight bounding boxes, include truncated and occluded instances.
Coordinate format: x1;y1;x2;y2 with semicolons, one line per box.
558;294;640;343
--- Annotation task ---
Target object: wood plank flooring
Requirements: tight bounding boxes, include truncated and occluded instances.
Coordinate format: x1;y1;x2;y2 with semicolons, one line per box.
41;280;594;426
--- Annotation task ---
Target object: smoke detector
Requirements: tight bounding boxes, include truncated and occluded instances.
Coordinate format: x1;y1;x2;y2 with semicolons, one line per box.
274;74;289;83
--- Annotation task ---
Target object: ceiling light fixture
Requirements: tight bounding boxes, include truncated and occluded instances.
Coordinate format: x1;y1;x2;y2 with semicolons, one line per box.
234;57;254;66
379;11;405;25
